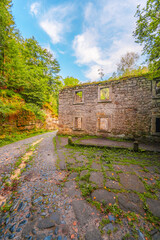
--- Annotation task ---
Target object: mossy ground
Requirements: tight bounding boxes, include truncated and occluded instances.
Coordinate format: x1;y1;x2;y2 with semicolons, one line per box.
55;135;160;239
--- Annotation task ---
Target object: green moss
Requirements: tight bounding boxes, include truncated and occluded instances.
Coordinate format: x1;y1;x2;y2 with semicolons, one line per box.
1;202;13;212
79;183;94;197
60;136;160;229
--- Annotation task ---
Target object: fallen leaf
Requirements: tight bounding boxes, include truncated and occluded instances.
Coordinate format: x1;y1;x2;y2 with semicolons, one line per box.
72;227;78;233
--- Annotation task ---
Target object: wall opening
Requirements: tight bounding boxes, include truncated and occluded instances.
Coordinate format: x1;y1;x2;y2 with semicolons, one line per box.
74;117;82;130
152;80;160;97
156;118;160;133
74;91;83;103
100;87;109;101
98;117;109;131
155;81;160;95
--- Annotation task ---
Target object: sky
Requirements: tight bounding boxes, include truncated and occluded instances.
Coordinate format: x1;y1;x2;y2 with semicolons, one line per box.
12;0;147;83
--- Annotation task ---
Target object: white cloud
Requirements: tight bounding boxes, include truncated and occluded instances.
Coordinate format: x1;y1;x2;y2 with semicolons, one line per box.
73;32;101;65
39;4;75;44
73;0;147;81
30;2;41;16
84;34;143;81
40;20;63;44
29;0;147;81
58;49;65;55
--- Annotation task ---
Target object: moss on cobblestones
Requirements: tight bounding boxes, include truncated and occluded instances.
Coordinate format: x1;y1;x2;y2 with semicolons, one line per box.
55;135;160;239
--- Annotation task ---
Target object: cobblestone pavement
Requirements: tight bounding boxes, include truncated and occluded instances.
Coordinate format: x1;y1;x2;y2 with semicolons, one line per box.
0;133;160;240
55;136;160;240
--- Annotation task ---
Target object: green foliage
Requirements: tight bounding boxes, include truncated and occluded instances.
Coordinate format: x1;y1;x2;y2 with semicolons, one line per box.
79;183;94;197
80;172;90;182
68;136;74;145
1;202;13;212
4;36;61;107
63;76;80;87
107;229;112;235
0;89;15;97
0;0;15;82
0;129;49;147
14;158;22;168
100;87;109;100
76;91;82;97
0;0;62;117
122;233;131;240
117;52;139;75
22;103;45;120
0;90;23;118
134;0;160;73
0;100;16;116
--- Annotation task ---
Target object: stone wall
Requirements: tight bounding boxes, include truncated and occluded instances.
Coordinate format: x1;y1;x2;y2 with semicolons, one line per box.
58;76;160;141
44;108;58;130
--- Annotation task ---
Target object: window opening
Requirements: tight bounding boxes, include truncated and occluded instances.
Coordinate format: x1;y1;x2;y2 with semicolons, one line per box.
156;118;160;132
75;117;82;129
155;81;160;95
75;91;83;103
98;118;109;131
100;88;109;100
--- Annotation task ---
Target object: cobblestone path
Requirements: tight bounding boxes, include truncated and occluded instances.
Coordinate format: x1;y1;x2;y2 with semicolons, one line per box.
0;132;78;240
0;133;160;240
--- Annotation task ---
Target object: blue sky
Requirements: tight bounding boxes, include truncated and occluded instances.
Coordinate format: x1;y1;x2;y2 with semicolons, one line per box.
12;0;147;82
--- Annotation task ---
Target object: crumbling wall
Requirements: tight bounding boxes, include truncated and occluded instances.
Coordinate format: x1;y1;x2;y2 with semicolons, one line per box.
58;76;160;141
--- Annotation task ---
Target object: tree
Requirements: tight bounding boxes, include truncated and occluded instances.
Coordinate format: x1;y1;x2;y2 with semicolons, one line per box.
133;0;160;72
0;0;62;115
98;67;104;80
0;0;15;85
63;76;79;86
19;37;61;106
116;52;139;75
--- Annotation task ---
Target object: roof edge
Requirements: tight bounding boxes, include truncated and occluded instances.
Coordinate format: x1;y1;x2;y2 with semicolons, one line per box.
61;73;152;91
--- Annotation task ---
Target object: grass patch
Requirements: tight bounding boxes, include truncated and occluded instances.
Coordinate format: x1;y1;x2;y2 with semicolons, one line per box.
0;129;51;147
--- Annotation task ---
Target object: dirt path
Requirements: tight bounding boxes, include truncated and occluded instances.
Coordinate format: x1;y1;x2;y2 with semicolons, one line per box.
0;133;160;240
0;132;57;177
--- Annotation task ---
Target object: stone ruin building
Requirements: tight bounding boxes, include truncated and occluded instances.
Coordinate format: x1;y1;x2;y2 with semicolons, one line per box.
58;76;160;142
